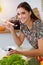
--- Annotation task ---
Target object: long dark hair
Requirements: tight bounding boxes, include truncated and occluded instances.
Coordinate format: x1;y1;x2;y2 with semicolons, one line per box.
17;2;39;21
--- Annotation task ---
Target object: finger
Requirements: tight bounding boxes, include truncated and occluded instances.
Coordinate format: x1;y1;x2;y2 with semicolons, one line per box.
8;22;14;26
7;52;11;56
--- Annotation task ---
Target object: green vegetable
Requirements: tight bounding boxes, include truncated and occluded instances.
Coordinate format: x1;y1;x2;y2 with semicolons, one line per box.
0;54;29;65
0;57;7;65
6;54;22;65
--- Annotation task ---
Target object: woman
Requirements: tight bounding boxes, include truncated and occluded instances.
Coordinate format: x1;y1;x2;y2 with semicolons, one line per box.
5;2;43;57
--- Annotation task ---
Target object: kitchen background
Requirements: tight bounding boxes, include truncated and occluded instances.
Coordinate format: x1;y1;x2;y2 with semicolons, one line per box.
0;0;43;50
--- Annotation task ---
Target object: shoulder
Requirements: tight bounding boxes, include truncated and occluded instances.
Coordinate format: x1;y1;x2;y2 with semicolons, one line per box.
34;19;43;27
34;19;41;23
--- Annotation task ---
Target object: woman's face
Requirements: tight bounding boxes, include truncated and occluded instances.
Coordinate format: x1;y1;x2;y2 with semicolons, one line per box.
17;7;31;24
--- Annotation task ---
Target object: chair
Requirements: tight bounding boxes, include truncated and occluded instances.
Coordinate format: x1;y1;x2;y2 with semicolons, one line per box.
32;8;41;19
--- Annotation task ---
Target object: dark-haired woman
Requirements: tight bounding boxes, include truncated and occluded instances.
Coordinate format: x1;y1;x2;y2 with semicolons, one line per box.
5;2;43;57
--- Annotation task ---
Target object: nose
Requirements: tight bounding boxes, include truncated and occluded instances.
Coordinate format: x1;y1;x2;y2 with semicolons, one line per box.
19;14;22;19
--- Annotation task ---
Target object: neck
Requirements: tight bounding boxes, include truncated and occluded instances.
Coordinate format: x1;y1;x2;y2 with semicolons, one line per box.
25;19;33;30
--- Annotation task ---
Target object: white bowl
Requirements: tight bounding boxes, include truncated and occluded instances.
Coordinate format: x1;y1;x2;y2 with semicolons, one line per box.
0;48;8;59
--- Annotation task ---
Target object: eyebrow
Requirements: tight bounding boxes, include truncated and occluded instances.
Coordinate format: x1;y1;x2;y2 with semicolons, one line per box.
17;11;26;14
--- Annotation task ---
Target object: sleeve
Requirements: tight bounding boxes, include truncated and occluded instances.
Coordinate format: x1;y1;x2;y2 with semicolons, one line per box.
36;20;43;39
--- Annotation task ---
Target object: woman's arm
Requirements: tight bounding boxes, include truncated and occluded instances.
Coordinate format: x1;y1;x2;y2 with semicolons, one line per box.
11;30;25;46
18;38;43;57
4;20;25;46
8;38;43;57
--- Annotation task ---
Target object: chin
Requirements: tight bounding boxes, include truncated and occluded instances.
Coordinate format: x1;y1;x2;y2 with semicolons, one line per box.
21;20;26;24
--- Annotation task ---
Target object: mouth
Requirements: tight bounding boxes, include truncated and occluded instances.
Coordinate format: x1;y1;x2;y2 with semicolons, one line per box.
20;19;26;23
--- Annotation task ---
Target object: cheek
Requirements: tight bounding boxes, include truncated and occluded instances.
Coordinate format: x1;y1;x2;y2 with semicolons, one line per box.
25;15;29;20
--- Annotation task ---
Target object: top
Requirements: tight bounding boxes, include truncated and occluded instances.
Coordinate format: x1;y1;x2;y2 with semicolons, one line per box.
20;19;43;49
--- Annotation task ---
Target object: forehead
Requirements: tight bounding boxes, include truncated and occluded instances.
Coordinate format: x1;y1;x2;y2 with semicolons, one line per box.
17;7;28;13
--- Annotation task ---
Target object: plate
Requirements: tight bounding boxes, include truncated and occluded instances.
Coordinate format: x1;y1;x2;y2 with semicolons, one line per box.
0;48;8;59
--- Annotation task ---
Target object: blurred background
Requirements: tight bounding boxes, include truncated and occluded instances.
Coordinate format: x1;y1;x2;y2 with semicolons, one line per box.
0;0;43;50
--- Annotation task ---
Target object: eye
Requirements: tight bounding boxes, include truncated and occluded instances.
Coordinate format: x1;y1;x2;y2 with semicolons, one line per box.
17;12;26;16
22;12;26;14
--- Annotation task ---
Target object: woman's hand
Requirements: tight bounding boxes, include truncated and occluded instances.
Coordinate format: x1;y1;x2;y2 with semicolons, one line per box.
7;49;19;56
4;20;14;32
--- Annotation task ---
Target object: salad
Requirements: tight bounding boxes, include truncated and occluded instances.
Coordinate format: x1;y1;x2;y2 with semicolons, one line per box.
0;54;30;65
